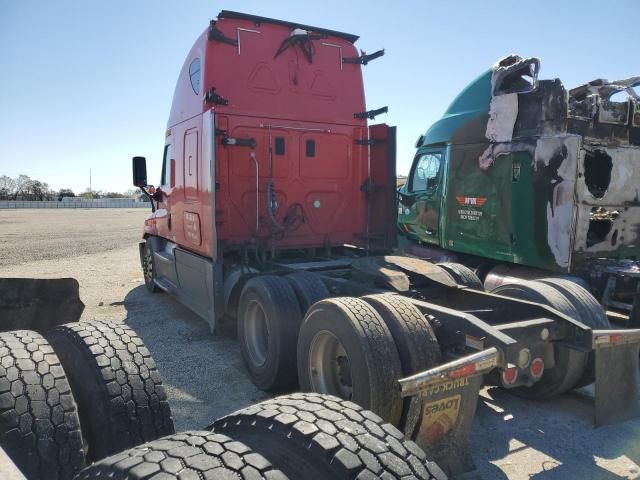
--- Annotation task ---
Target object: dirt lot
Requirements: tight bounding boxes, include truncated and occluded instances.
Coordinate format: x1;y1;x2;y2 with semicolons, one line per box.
1;209;639;479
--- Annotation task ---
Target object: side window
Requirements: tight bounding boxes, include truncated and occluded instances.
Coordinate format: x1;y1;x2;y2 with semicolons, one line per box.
189;58;201;95
161;144;173;186
410;153;442;192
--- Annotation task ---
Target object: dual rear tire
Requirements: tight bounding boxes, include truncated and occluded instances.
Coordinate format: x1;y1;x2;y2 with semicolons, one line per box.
237;273;330;391
491;278;610;397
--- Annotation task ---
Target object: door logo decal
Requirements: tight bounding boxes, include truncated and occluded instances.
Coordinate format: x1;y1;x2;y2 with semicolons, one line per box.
456;196;487;206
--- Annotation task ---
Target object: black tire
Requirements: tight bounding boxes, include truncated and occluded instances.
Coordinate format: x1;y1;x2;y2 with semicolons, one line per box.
46;322;174;462
436;263;484;290
538;277;611;386
361;294;442;437
213;393;446;480
142;241;161;293
491;281;588;398
74;431;288;480
0;331;85;480
285;271;331;313
238;275;303;391
297;297;403;426
537;278;610;329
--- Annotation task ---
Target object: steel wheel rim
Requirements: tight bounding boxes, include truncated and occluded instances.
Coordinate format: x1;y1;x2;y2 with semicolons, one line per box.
244;300;269;367
143;247;154;283
308;330;353;400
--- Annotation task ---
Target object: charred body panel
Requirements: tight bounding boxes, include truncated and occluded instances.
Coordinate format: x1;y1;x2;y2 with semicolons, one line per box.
398;55;640;313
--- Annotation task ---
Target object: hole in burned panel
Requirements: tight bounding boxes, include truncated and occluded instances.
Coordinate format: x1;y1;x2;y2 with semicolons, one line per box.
587;219;612;247
584;149;612;199
493;56;540;95
586;207;619;247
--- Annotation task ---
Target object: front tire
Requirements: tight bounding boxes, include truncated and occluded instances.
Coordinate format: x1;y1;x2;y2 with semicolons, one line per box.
142;241;161;293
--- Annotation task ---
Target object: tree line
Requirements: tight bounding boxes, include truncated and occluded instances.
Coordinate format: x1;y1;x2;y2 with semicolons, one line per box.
0;175;145;201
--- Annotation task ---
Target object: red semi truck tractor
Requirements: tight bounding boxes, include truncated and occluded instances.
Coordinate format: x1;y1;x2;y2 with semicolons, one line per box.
133;11;640;477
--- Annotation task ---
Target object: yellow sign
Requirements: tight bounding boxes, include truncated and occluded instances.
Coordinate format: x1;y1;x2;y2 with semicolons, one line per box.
421;394;461;443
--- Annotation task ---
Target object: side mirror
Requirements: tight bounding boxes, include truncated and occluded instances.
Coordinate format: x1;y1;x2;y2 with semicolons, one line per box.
132;156;148;187
397;187;416;207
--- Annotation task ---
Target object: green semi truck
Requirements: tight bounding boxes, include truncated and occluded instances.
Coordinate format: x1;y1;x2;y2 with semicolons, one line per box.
398;55;640;325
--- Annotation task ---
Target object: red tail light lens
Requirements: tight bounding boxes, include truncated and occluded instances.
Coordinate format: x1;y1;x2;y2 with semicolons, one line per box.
530;358;544;379
501;366;518;385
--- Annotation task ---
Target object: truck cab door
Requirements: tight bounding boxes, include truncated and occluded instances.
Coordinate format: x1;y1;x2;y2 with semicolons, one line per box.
155;142;175;237
399;149;445;245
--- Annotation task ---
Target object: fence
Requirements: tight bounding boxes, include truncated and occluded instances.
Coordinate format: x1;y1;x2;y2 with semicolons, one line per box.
0;199;149;209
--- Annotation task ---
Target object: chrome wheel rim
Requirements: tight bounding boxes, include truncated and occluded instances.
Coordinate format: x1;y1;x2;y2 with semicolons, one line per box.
308;330;353;400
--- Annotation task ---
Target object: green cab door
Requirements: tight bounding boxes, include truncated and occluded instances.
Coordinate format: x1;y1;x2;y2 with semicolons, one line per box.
398;149;445;245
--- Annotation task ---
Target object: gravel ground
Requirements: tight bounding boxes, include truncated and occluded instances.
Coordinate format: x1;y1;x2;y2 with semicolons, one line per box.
0;209;639;479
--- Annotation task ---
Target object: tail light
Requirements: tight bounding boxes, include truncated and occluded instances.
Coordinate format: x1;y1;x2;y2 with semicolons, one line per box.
501;366;518;386
530;358;544;379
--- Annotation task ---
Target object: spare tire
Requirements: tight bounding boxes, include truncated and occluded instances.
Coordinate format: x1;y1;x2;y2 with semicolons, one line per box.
491;281;588;398
0;330;85;480
437;263;484;290
238;275;303;391
74;431;287;480
285;271;330;313
361;293;441;437
47;321;174;462
213;393;446;480
297;297;403;426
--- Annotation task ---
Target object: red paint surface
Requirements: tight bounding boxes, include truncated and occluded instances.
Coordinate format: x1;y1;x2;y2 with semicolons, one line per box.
145;14;378;259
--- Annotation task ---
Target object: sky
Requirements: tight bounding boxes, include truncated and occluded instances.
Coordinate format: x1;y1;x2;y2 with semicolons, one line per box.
0;0;637;194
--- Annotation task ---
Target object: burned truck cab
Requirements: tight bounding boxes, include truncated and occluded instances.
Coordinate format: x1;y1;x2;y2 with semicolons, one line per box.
398;55;640;321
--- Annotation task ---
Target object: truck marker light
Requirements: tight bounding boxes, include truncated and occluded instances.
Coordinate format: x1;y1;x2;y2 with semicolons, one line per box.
501;366;518;385
530;358;544;379
517;348;531;369
540;328;550;341
449;363;476;379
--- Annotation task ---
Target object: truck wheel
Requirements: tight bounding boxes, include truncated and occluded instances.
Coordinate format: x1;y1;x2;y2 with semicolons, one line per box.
361;294;442;437
437;263;484;290
0;331;85;480
538;277;611;386
238;275;303;391
537;278;610;329
74;431;287;480
47;322;174;462
491;281;588;398
142;241;161;293
297;297;403;426
286;271;330;312
213;393;446;480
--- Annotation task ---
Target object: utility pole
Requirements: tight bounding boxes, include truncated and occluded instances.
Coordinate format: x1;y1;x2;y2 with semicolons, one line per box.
89;168;92;195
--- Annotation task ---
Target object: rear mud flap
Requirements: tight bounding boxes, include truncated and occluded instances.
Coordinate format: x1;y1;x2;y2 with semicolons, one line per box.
399;348;500;479
414;375;483;479
593;330;640;426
